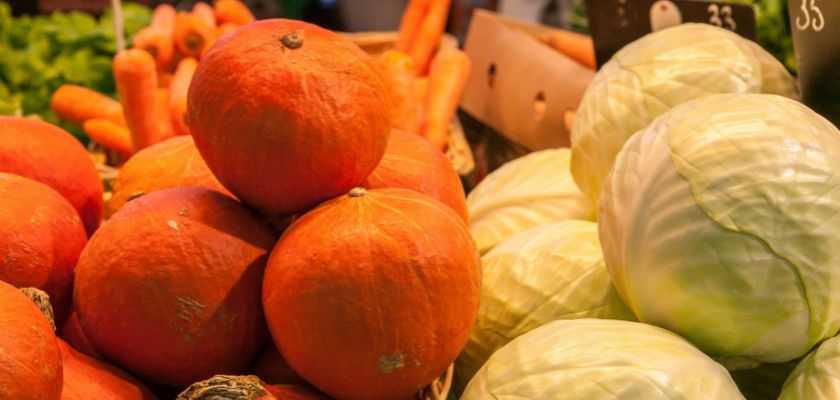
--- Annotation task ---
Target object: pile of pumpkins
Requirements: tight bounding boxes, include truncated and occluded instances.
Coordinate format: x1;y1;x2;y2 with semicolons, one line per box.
0;19;480;400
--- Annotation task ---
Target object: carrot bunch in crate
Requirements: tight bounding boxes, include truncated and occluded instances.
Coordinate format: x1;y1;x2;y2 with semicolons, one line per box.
383;0;471;150
50;0;255;161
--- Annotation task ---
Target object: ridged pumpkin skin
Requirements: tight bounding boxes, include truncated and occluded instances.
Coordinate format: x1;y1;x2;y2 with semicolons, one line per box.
0;173;87;325
59;339;158;400
0;281;63;400
188;19;391;216
263;188;481;400
106;135;230;218
74;187;276;387
364;130;468;223
0;117;103;235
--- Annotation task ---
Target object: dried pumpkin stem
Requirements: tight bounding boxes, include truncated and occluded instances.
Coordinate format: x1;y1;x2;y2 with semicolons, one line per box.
19;287;56;331
177;375;270;400
280;33;303;49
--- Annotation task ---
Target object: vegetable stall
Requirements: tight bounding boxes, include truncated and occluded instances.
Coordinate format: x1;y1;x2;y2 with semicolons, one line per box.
0;0;839;399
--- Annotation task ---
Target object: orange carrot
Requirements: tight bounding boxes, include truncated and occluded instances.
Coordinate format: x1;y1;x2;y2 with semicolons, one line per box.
158;71;173;88
409;0;452;76
217;22;238;38
396;0;431;52
539;30;596;70
151;4;176;35
193;2;217;27
113;49;161;152
132;27;174;69
155;88;175;142
377;50;420;134
51;85;125;126
422;48;470;149
169;58;198;135
83;119;133;156
412;78;429;136
214;0;255;26
173;12;217;58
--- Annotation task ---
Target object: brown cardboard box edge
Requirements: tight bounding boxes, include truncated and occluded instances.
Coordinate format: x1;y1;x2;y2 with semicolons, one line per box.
460;9;595;151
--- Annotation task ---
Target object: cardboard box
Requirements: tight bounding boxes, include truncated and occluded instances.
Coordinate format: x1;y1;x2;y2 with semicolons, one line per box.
460;9;595;151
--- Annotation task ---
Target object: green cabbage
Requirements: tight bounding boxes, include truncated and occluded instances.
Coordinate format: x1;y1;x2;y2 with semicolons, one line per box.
461;319;745;399
600;93;840;364
571;23;797;207
779;335;840;399
466;148;592;254
454;220;634;391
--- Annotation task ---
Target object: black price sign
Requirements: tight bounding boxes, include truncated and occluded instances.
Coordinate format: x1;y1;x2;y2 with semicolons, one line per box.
585;0;756;67
788;0;840;127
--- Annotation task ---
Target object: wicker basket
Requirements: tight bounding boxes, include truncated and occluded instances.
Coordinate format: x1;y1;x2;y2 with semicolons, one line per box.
418;364;454;400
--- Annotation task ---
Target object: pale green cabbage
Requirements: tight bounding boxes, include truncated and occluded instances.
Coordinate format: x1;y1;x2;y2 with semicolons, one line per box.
454;220;634;391
461;319;745;399
779;336;840;399
467;148;592;254
571;23;798;206
600;94;840;364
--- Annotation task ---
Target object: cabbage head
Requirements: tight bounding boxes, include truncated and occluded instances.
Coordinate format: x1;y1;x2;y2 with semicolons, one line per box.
779;335;840;399
571;23;798;206
461;319;745;399
600;93;840;364
454;220;633;391
467;148;592;254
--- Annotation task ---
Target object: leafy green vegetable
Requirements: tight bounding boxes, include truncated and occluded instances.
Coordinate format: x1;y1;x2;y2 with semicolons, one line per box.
0;2;151;140
600;93;840;364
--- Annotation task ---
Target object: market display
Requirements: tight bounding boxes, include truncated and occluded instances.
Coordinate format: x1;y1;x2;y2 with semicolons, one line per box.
0;0;839;399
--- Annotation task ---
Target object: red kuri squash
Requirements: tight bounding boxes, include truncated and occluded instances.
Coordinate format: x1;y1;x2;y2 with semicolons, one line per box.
0;117;103;235
74;187;276;387
249;343;306;386
60;311;102;359
364;129;468;222
187;19;391;216
178;375;328;400
105;135;231;218
0;173;87;325
0;282;63;399
59;339;158;400
263;187;481;400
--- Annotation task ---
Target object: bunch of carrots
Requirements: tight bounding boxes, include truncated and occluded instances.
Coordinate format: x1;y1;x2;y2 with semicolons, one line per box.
381;0;471;150
50;0;255;160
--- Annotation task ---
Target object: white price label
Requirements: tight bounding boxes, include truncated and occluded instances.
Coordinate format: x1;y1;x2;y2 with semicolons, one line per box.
708;4;738;31
795;0;826;32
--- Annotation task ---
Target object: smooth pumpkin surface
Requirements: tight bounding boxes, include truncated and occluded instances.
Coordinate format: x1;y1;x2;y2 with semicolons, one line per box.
0;117;103;235
60;311;101;359
249;343;306;386
105;135;231;218
0;173;87;325
0;281;63;400
364;129;467;223
188;19;391;216
74;187;276;387
263;188;481;400
59;339;158;400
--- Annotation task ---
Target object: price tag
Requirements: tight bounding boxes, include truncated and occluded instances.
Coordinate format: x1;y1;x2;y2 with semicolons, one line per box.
788;0;840;127
585;0;756;67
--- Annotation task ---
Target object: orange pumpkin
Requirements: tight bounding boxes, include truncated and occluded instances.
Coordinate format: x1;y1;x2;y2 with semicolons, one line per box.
60;311;101;359
59;339;157;400
74;187;276;387
0;173;87;325
249;343;306;386
178;375;328;400
0;117;103;236
365;129;468;222
0;281;63;399
263;188;481;400
188;19;391;216
106;135;231;218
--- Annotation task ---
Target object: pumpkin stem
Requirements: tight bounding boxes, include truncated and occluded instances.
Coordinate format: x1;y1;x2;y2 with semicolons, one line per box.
19;287;56;331
280;33;303;49
348;187;367;198
177;375;271;400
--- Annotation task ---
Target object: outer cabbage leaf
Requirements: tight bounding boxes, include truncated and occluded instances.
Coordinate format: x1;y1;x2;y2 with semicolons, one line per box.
461;319;745;400
779;335;840;399
600;94;840;364
571;23;798;207
454;220;633;391
466;148;592;254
